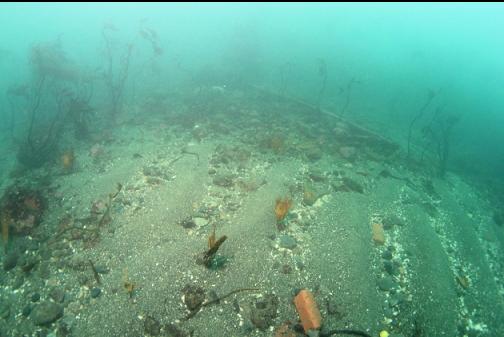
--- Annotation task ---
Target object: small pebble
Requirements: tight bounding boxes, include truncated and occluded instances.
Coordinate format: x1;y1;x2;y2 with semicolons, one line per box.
22;304;32;317
31;293;41;302
377;276;396;291
381;250;393;260
49;288;65;303
90;287;101;298
3;252;18;271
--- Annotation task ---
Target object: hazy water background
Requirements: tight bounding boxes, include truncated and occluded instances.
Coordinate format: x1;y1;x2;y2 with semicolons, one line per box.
1;3;503;179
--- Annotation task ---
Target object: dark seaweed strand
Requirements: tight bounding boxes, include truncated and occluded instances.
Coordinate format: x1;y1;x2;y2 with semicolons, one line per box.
88;259;101;285
184;287;260;320
203;235;227;267
321;329;373;337
181;148;200;162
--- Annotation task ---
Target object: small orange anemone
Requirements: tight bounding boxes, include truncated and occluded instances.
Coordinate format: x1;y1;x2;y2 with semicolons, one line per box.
61;150;75;171
275;197;292;221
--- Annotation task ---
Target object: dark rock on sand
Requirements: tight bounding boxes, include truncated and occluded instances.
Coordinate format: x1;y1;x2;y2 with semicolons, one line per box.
22;304;32;317
212;173;234;187
279;235;297;250
377;276;396;291
384;261;399;276
250;293;279;330
381;250;393;260
90;287;101;298
382;214;404;230
0;302;10;319
3;252;18;271
31;301;63;326
165;323;192;337
31;293;41;302
182;284;205;311
49;288;65;303
144;315;161;336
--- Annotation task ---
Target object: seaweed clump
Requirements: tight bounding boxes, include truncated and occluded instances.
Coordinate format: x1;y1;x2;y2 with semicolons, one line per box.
197;224;227;269
275;197;292;221
0;184;46;236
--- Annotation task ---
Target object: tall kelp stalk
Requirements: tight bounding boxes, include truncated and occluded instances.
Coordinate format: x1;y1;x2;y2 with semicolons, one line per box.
420;106;461;177
340;77;358;116
316;58;327;110
102;24;133;124
278;61;292;97
16;40;93;168
5;84;30;139
406;89;437;164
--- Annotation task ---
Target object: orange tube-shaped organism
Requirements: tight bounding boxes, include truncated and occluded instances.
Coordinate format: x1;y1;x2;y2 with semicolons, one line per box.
294;289;322;332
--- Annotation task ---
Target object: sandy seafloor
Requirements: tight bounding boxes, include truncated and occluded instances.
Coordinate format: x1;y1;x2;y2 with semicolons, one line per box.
1;86;503;337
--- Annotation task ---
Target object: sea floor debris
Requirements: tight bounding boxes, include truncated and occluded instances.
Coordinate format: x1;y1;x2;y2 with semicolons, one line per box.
0;86;503;337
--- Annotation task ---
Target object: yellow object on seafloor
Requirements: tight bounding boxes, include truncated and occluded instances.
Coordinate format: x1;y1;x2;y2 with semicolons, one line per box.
379;330;389;337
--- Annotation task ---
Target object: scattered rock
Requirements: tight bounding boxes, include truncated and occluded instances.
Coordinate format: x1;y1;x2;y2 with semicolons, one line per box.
143;165;170;180
182;284;205;311
326;298;345;319
22;304;32;317
250;294;279;330
94;264;110;274
31;293;41;302
372;223;385;245
308;171;327;182
377;276;396;291
333;177;364;194
12;276;24;289
237;178;265;192
192;124;207;141
381;250;393;260
179;218;196;229
421;202;438;217
382;214;404;230
274;323;297;337
422;179;440;200
3;252;18;271
281;264;293;274
212;173;234;187
165;323;191;337
31;301;63;326
384;261;399;276
19;256;38;273
305;147;323;162
90;287;101;298
456;275;470;289
389;292;405;307
303;186;319;206
279;235;297;250
193;217;208;228
339;146;357;161
493;211;503;227
49;288;65;303
144;315;161;336
0;302;10;319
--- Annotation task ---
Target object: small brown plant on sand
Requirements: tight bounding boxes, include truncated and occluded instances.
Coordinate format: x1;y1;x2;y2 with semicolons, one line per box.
208;223;216;249
275;197;292;221
123;268;136;298
61;149;75;172
1;210;10;253
202;225;227;268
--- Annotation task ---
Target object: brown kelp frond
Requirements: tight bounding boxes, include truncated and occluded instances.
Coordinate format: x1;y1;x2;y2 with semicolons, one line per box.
275;197;292;221
203;234;227;268
1;210;11;253
98;183;123;227
123;268;136;298
208;223;217;249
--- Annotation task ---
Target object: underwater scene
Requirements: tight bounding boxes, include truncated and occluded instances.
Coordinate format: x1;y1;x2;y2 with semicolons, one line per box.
0;3;503;337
